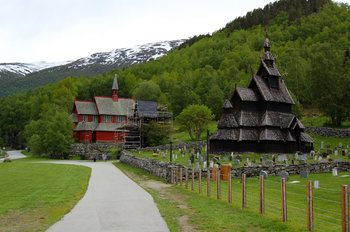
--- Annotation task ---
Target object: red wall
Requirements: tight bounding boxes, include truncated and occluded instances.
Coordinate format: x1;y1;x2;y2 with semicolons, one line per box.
95;131;125;142
74;131;92;141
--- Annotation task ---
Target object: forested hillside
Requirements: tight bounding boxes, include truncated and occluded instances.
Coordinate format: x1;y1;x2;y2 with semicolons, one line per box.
0;0;349;151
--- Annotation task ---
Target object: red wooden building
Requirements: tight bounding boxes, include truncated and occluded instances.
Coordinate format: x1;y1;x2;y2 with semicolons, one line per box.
71;76;136;142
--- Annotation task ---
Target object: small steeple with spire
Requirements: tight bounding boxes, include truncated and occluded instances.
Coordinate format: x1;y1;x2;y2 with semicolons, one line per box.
112;74;119;101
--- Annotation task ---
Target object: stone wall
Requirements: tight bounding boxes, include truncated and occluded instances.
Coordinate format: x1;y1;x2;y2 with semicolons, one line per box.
120;151;180;182
70;143;122;160
120;151;350;182
133;141;206;152
305;126;350;138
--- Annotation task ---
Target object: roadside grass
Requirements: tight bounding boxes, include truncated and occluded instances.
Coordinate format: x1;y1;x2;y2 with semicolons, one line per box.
114;162;294;232
0;162;91;232
189;172;350;232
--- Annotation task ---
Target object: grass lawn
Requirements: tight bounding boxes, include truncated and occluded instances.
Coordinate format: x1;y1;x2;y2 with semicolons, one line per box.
0;162;91;232
114;162;295;232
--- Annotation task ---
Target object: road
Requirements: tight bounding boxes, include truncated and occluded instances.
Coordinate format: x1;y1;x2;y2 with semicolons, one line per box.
45;161;169;232
0;150;26;161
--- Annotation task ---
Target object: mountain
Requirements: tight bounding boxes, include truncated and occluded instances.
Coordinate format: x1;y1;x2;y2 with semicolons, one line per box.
0;40;184;97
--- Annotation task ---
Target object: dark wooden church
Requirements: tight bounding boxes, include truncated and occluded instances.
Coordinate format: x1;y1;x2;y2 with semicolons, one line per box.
210;38;314;153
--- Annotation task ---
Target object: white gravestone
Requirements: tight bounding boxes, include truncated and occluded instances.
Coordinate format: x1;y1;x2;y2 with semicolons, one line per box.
332;168;338;176
334;150;338;156
314;180;320;189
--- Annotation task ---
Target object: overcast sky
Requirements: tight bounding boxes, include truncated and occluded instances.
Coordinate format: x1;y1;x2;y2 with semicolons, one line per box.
0;0;349;63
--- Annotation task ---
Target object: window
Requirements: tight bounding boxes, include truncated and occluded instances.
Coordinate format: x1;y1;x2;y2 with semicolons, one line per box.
82;115;88;122
103;115;113;122
92;115;98;122
115;115;125;123
86;131;89;136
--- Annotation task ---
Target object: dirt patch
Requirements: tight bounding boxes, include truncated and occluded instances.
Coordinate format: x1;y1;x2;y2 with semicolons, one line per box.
141;180;171;191
0;209;49;232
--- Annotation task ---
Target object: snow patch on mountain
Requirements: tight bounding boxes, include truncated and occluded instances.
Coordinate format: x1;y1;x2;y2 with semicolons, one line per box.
0;61;71;76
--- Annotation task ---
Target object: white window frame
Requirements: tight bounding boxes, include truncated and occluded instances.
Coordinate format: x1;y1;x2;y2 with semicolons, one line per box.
82;115;88;122
92;115;98;122
103;115;113;122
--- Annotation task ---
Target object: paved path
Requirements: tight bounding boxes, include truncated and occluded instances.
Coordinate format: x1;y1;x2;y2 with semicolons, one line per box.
46;161;169;232
0;150;26;162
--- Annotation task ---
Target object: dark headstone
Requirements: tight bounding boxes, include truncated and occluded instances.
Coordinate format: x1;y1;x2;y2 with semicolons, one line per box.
279;171;289;181
300;169;309;178
190;155;194;164
260;157;263;164
260;170;268;179
236;155;242;162
234;160;240;166
291;159;295;165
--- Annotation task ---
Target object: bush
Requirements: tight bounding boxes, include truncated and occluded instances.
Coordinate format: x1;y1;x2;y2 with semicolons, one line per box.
110;147;123;159
141;121;174;147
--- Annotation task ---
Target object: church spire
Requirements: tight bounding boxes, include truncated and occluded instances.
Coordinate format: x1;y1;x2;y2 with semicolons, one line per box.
112;74;119;101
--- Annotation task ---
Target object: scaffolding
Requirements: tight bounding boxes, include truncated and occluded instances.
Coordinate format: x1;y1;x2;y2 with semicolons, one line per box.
115;102;173;149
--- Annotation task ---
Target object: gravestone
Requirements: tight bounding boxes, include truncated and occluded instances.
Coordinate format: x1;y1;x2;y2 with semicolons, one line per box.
339;142;343;148
195;162;200;171
234;160;240;166
314;180;320;189
265;160;273;166
300;169;309;178
291;159;296;165
295;152;299;160
264;154;269;160
229;154;233;161
332;168;338;176
299;159;305;164
260;157;263;164
289;154;294;159
190;155;194;164
187;160;192;167
310;150;315;158
223;157;229;162
314;155;318;161
326;155;330;159
236;155;242;162
318;156;323;162
279;171;289;181
278;155;286;163
334;150;338;156
260;170;268;179
321;141;324;149
272;155;276;163
210;161;214;168
327;149;333;154
203;161;207;168
247;162;252;167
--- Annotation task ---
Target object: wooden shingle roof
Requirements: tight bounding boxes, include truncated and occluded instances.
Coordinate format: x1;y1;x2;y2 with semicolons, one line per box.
251;76;295;104
210;129;239;140
236;87;259;102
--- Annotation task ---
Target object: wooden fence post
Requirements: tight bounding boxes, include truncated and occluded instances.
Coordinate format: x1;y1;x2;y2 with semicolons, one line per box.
175;167;178;185
307;180;313;231
207;169;211;197
260;175;265;214
185;168;188;189
199;169;202;194
191;168;194;191
342;185;349;232
217;169;221;200
228;170;232;203
179;168;183;186
242;173;246;208
281;178;287;222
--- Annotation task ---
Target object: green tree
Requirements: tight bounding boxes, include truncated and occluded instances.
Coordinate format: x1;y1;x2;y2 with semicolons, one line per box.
141;121;173;147
132;81;162;101
177;104;214;140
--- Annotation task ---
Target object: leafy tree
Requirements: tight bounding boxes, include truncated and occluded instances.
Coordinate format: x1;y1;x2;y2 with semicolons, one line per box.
132;81;162;101
141;121;173;147
177;105;214;140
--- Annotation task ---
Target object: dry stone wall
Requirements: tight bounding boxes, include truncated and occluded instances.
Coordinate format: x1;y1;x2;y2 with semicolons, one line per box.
305;126;350;138
69;143;121;160
120;151;350;182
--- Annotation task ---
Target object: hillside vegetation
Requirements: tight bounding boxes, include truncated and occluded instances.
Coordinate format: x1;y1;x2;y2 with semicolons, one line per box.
0;0;349;151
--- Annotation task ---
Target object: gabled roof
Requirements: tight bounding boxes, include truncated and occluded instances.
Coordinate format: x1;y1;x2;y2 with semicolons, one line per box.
222;99;233;108
75;101;98;115
300;132;315;143
210;129;239;141
137;100;158;118
260;111;295;128
259;58;281;77
95;97;135;115
236;87;259;102
251;76;295;104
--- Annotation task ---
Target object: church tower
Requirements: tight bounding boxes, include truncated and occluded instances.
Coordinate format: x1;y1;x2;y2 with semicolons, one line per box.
112;74;119;102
